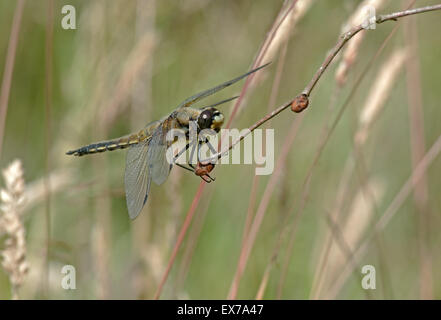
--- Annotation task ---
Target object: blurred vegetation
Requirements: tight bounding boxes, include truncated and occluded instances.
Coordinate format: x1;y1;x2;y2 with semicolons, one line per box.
0;0;441;299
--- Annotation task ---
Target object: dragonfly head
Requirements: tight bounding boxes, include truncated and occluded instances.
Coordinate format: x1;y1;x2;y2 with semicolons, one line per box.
198;107;224;132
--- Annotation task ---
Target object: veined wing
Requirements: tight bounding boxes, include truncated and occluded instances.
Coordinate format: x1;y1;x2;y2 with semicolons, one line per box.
125;139;152;220
147;124;173;186
124;119;173;219
175;63;270;110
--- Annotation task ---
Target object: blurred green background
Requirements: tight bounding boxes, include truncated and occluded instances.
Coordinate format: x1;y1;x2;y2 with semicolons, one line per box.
0;0;441;299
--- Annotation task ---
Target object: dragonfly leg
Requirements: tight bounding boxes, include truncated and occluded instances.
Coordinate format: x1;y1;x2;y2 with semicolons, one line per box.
189;139;199;167
176;163;214;183
175;163;195;173
195;139;217;182
200;175;212;183
188;162;212;181
173;143;197;174
172;142;205;178
174;138;216;183
173;142;191;164
204;138;218;155
197;137;217;163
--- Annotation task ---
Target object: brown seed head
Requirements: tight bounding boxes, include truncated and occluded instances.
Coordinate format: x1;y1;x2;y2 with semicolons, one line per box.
291;94;309;113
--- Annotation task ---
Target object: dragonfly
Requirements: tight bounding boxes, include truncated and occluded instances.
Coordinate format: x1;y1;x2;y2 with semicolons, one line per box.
67;63;269;219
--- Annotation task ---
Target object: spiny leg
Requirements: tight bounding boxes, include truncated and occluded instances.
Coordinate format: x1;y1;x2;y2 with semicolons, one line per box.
188;142;213;182
180;141;215;183
171;135;216;183
172;141;212;182
199;175;213;183
173;142;194;174
202;137;218;156
196;140;216;182
188;139;198;169
175;163;195;173
173;141;191;163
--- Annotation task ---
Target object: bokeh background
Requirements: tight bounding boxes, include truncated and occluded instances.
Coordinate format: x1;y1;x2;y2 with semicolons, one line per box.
0;0;441;299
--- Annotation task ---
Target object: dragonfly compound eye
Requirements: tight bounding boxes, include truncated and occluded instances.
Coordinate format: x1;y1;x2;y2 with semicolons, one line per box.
198;109;213;130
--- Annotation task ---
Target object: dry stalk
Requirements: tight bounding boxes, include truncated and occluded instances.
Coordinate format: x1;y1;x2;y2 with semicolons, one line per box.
0;160;28;299
355;48;407;146
23;170;72;212
403;12;432;299
336;0;387;86
0;0;26;159
225;0;299;124
100;32;156;128
321;178;385;297
154;3;441;299
250;0;314;89
155;0;305;299
228;114;304;299
200;4;441;165
280;9;410;298
91;222;111;299
327;132;441;298
312;47;406;299
154;183;206;299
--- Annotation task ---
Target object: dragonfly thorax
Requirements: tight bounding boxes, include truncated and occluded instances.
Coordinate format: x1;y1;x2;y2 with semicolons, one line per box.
197;107;224;132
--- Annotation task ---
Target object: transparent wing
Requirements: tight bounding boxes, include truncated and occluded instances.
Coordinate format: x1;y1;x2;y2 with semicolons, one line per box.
147;125;173;186
124;140;152;220
176;63;270;109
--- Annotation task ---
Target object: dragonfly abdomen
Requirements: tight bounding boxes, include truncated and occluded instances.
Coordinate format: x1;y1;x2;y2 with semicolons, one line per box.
66;140;124;156
66;130;150;156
